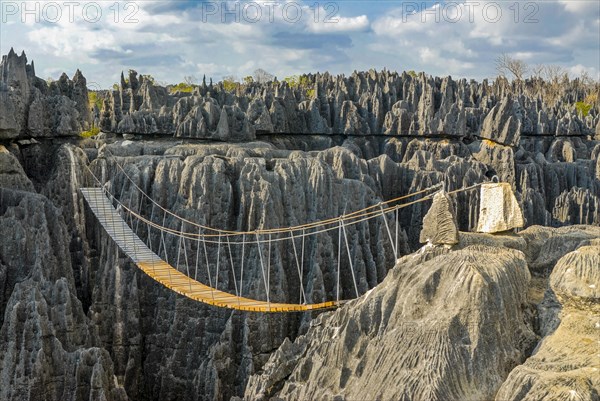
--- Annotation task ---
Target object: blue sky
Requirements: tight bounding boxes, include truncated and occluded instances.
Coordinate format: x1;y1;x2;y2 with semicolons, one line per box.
1;1;598;88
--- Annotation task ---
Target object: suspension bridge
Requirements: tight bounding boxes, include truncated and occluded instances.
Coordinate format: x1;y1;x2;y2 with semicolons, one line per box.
81;150;482;313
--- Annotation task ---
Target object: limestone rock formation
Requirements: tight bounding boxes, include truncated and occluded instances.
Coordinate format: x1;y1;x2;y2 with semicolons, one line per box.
419;190;459;245
94;65;598;143
0;145;34;191
480;94;522;147
1;49;600;401
0;49;90;138
495;244;600;401
477;182;524;233
245;243;536;400
0;188;127;401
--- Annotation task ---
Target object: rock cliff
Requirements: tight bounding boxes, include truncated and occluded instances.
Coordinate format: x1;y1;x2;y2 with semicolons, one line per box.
0;49;90;139
244;227;599;401
96;69;599;147
0;49;599;401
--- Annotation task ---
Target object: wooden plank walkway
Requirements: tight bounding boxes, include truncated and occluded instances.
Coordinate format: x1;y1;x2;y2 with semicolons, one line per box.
80;188;340;312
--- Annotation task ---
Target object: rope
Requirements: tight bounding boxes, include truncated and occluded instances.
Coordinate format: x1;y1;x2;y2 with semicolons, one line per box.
194;226;201;281
336;219;341;302
226;236;239;297
214;234;221;290
290;229;307;304
77;151;487;312
202;233;213;301
256;233;270;309
239;234;245;297
102;146;443;237
181;224;192;292
84;152;455;244
341;218;359;298
267;234;271;308
105;189;444;245
176;221;183;274
379;203;397;260
300;228;305;304
394;208;399;260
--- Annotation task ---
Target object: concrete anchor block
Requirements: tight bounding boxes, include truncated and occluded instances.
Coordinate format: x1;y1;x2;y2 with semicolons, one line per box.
476;182;524;233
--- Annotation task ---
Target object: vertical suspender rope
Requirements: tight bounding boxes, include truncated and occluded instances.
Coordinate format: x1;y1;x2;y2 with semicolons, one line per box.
337;218;342;303
147;202;155;247
131;205;139;263
239;234;245;297
181;225;192;292
289;229;307;304
300;228;305;304
255;232;270;309
134;193;144;236
157;210;165;260
341;219;359;298
267;234;271;308
226;235;240;307
127;190;135;228
214;234;221;291
148;219;156;275
176;222;183;274
226;236;239;297
145;200;156;276
379;203;397;260
202;233;214;301
159;211;172;284
194;226;201;281
395;208;399;261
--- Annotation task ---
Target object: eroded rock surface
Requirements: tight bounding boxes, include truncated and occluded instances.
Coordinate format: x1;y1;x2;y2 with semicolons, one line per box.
419;190;459;245
0;188;127;401
97;68;599;145
1;48;599;401
245;243;536;401
0;49;90;138
495;243;600;401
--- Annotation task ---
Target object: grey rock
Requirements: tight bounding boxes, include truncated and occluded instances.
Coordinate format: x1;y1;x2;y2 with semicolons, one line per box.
552;187;600;226
419;190;459;245
0;50;90;138
214;104;255;141
495;245;600;401
480;95;522;147
518;225;600;273
0;188;127;401
245;243;535;401
0;145;34;191
550;244;600;304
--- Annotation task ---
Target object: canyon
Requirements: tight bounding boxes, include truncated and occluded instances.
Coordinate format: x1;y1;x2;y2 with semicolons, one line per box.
0;49;598;401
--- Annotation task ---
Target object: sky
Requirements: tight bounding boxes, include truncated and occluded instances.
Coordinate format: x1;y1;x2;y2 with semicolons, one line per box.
1;0;599;88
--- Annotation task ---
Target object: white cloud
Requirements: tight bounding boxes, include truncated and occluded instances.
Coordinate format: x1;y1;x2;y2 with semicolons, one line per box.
27;27;121;59
559;0;599;14
308;15;369;33
2;0;598;87
568;64;600;80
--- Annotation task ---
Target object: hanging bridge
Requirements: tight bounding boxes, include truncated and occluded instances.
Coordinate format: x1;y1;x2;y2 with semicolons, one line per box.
81;151;482;313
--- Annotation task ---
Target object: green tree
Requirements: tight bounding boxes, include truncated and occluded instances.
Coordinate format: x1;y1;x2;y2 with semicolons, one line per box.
575;101;592;118
170;82;194;93
88;91;103;110
284;75;299;87
222;75;238;92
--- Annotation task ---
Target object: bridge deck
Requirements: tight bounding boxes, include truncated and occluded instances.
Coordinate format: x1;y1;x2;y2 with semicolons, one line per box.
80;188;339;312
